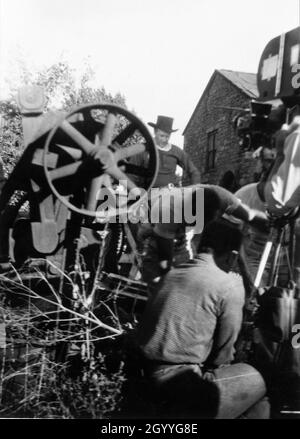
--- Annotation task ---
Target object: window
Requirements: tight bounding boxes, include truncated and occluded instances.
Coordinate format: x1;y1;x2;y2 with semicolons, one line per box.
206;130;217;170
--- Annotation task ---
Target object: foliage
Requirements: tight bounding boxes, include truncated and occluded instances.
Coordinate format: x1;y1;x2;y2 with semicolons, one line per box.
0;100;23;176
0;347;126;419
0;58;127;177
0;269;126;418
0;248;150;419
35;60;126;111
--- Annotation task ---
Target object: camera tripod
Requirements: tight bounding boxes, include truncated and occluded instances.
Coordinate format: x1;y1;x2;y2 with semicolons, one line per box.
254;209;299;291
250;208;300;418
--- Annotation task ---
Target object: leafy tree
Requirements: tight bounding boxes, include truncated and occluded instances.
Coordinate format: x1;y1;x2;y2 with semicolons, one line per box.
0;58;127;177
0;100;23;176
35;60;126;111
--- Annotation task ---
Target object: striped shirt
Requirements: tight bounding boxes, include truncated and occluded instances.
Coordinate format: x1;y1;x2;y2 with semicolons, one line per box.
137;253;245;367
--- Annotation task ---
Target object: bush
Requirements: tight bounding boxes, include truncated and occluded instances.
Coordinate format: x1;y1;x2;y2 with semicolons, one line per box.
0;269;135;419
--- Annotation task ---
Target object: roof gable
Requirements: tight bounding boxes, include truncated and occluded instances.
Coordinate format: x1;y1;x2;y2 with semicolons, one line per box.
218;69;258;99
183;69;258;134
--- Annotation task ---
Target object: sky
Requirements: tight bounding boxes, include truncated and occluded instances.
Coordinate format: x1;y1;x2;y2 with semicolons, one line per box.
0;0;299;147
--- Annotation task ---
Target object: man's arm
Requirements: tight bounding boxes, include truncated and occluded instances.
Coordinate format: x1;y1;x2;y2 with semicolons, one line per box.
209;185;269;232
176;147;201;184
206;279;245;367
229;202;269;233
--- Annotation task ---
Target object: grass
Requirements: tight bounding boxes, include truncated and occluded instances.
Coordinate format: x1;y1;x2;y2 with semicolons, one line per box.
0;256;148;418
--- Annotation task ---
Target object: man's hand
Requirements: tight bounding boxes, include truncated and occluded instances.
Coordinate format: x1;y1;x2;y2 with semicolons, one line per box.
248;209;270;234
231;203;270;233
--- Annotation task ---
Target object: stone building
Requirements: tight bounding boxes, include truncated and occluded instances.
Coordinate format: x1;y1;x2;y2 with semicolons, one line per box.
183;69;260;189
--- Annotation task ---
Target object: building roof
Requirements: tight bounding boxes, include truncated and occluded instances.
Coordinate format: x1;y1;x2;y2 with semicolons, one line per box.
218;69;258;99
183;69;259;134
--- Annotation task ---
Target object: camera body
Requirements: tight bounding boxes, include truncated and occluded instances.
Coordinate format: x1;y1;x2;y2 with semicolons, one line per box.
235;26;300;151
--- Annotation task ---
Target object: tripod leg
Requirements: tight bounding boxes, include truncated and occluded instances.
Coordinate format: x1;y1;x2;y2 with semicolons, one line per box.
254;241;273;289
267;226;285;287
293;220;300;289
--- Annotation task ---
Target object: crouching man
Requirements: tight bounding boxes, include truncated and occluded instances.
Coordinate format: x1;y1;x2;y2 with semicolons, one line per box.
136;219;270;419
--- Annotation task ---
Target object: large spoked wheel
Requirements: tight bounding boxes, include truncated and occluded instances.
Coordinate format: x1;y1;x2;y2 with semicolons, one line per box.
43;103;158;220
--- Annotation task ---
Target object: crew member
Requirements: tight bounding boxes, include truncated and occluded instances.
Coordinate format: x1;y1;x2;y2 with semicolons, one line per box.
137;219;270;418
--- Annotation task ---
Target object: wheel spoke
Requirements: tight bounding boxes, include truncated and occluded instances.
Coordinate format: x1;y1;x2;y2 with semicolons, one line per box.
49;161;83;180
114;143;146;161
95;175;116;208
113;123;137;145
100;113;116;147
60;120;95;154
106;165;142;195
86;113;117;211
55;144;83;160
96;174;113;189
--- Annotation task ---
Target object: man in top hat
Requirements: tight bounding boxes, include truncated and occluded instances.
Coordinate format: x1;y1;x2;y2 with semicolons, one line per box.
147;115;200;188
129;115;200;189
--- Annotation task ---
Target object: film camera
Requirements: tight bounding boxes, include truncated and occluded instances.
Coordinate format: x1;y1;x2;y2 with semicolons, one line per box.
234;26;300;151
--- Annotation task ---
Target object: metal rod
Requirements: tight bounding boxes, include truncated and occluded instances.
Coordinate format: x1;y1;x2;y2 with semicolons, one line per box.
254;241;273;288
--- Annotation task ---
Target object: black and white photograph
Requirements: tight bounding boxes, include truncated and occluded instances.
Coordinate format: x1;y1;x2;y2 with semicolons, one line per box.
0;0;299;426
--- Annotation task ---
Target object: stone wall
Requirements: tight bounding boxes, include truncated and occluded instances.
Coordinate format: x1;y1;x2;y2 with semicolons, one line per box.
183;71;258;188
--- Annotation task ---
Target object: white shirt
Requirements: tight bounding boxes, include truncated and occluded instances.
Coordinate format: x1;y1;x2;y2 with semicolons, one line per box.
156;142;172;152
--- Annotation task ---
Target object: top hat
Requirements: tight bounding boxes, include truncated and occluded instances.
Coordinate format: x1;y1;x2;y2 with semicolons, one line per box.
148;115;178;133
